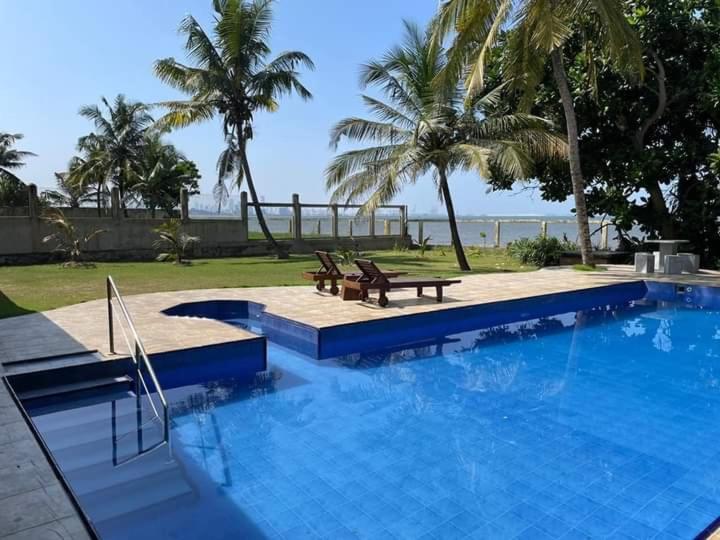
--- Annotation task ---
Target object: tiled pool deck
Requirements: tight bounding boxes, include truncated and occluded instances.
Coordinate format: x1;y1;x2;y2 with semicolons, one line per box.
1;265;719;539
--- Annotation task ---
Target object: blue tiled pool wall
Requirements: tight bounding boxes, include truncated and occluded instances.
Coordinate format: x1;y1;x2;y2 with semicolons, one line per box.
160;281;720;366
152;338;267;390
317;281;650;358
162;300;321;357
644;281;720;308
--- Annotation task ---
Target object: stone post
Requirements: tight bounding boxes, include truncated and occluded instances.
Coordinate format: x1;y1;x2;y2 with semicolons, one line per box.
600;224;609;250
111;187;121;220
384;220;391;235
179;188;189;221
418;221;424;243
400;205;408;237
369;210;376;237
494;221;501;248
292;193;302;241
27;184;39;218
331;204;339;239
540;221;548;238
240;191;248;240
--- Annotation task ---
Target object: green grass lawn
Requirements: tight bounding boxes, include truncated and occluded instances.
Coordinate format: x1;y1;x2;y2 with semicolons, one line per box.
0;248;532;318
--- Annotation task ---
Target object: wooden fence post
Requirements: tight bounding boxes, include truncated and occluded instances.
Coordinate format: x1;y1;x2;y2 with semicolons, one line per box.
494;221;501;247
540;221;548;238
369;210;376;237
418;221;424;243
349;220;353;236
384;220;391;235
292;193;302;241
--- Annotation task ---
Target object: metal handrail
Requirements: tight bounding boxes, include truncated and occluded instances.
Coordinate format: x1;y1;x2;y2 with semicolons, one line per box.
107;276;170;446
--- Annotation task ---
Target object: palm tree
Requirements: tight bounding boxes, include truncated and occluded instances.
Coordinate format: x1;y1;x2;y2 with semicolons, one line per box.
435;0;643;265
133;133;200;217
0;133;35;182
44;167;95;208
76;95;153;215
326;21;566;271
65;137;112;216
0;133;35;207
154;0;314;258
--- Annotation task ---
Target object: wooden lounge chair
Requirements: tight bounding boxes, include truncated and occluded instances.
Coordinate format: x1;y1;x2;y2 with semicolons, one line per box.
302;251;407;296
343;259;461;307
302;251;346;295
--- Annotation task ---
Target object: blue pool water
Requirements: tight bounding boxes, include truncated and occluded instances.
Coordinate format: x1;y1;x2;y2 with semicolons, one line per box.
24;286;720;539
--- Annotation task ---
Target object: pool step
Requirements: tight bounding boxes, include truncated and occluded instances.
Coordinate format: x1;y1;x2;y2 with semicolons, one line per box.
66;444;176;496
80;466;194;524
2;350;102;375
17;375;134;401
31;396;143;431
51;422;166;472
41;410;159;451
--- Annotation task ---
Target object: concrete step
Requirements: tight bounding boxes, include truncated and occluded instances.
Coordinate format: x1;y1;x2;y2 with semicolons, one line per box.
18;376;133;401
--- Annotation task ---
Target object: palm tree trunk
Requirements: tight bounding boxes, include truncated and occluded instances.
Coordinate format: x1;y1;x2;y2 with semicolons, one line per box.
238;147;288;259
550;48;594;266
96;184;102;217
438;167;471;271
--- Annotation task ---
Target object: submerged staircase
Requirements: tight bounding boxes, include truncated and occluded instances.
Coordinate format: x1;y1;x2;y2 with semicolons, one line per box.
25;387;195;530
12;276;195;535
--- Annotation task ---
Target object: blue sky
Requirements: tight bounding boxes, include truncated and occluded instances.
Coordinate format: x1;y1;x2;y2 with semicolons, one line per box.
0;0;573;216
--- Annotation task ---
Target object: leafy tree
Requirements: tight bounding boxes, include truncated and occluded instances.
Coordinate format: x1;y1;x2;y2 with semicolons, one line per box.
133;134;200;217
75;95;153;215
154;0;314;258
491;1;720;262
435;0;643;265
326;21;565;271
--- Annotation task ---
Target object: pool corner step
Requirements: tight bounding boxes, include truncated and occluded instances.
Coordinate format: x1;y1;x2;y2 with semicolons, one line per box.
16;375;134;401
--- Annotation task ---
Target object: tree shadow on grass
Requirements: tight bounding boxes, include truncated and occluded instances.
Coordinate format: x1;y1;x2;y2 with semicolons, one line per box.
0;290;36;318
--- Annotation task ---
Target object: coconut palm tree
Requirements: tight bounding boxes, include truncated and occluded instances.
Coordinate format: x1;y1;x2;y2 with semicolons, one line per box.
133;134;200;217
65;136;113;216
326;21;566;271
76;95;153;215
0;133;35;182
154;0;314;258
43;167;95;208
435;0;643;265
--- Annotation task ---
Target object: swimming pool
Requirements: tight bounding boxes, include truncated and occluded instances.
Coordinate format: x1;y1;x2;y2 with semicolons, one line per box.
19;282;720;539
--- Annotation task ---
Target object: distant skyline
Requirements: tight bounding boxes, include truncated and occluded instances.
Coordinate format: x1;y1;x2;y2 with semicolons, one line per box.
0;0;574;216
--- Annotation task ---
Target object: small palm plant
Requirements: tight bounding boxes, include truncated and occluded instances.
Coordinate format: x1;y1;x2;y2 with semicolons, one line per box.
42;209;106;267
153;219;199;264
418;235;433;258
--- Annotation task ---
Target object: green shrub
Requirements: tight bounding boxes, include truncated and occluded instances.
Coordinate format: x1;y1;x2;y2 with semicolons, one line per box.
508;235;576;267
